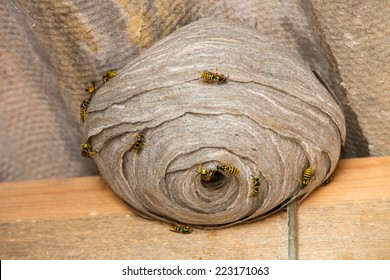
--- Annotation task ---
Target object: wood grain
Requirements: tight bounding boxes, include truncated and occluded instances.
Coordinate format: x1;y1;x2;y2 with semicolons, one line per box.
0;156;389;259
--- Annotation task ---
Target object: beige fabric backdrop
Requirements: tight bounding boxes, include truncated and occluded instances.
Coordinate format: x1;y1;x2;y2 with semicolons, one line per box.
0;0;388;181
312;0;390;157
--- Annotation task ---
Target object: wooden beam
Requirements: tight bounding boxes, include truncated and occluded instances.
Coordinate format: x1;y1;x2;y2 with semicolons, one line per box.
0;157;389;259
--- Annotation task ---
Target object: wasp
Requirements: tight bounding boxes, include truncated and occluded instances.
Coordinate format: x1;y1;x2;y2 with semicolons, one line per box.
199;68;227;84
250;175;261;187
85;81;97;95
249;175;261;197
130;132;146;152
322;170;336;186
80;143;95;158
216;162;240;175
102;70;116;84
296;167;314;188
198;164;218;182
170;223;193;234
250;186;260;197
80;98;90;123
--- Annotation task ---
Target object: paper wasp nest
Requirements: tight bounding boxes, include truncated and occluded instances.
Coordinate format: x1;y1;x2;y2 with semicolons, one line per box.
85;18;345;229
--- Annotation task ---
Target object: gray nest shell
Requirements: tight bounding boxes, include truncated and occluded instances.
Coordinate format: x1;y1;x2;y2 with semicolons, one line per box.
85;18;345;229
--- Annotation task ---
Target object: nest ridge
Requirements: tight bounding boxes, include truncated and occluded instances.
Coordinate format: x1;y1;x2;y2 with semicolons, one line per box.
85;18;345;229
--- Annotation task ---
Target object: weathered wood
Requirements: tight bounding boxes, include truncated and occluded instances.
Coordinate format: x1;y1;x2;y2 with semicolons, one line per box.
287;199;298;260
0;156;389;259
298;156;390;259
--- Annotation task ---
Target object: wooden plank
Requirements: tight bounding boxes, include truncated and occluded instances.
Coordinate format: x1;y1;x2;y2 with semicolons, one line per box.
298;156;390;259
0;176;127;221
0;157;389;259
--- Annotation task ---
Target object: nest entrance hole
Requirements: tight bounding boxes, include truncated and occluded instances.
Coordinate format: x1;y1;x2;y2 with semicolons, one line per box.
200;171;226;188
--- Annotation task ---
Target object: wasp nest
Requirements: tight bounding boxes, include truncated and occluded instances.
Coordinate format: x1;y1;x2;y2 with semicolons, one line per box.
85;18;345;229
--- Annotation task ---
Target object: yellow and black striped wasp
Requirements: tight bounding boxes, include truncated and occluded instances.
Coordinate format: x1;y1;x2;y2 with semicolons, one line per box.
171;223;193;234
199;67;227;84
216;162;240;175
130;132;146;153
85;81;98;95
321;165;337;186
249;175;261;197
199;164;218;182
80;142;95;158
80;98;91;123
296;167;314;188
102;70;117;84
